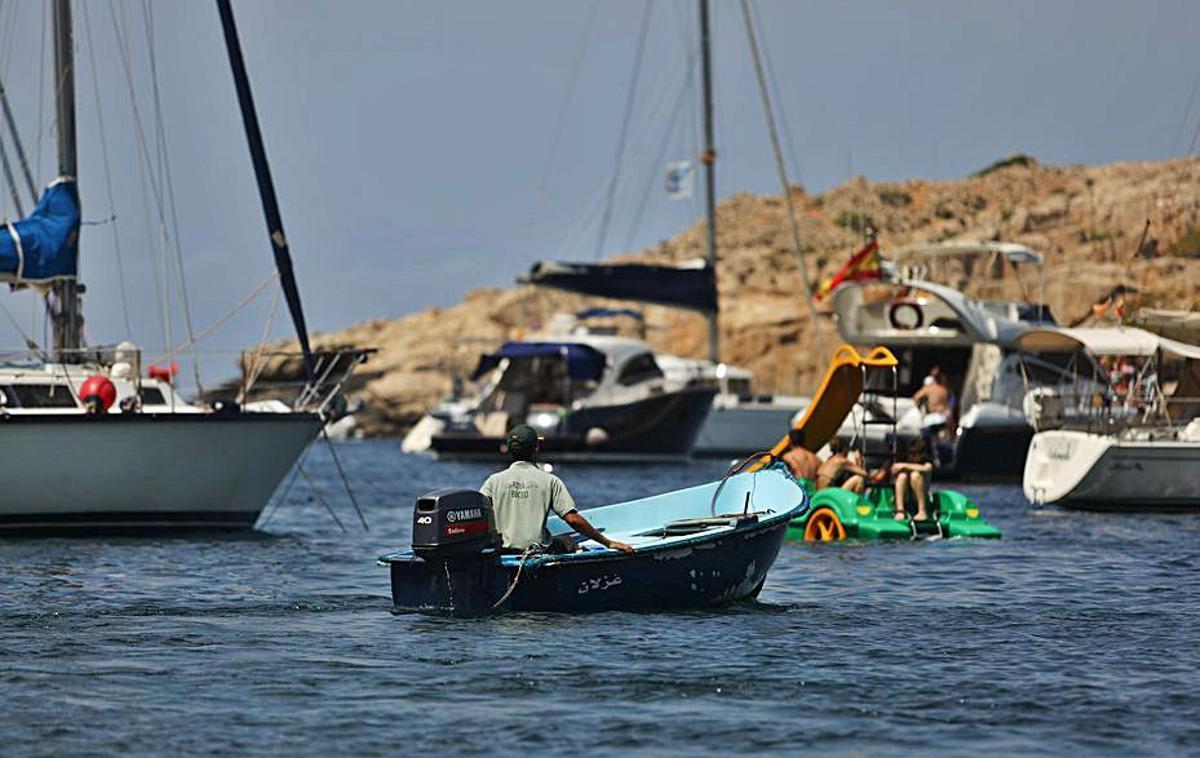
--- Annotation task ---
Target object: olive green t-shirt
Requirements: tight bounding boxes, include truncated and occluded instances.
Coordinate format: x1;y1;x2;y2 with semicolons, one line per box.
480;461;577;549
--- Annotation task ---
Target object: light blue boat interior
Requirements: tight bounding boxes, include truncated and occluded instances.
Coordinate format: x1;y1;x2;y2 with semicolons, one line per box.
532;465;807;563
380;466;808;567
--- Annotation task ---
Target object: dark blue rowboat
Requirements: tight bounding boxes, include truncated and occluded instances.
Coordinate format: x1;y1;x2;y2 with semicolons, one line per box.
380;465;808;614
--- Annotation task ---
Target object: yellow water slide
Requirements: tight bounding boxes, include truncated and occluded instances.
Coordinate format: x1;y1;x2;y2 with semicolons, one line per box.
749;344;897;471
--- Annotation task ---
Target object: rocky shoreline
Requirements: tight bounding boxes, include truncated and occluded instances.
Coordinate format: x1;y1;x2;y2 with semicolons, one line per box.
260;155;1200;436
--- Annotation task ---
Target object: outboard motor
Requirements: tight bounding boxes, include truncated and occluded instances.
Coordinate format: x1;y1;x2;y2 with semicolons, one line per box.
396;488;504;613
412;488;500;557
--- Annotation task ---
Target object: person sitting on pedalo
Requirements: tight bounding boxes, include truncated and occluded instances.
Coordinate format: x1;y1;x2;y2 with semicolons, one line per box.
815;437;874;495
480;425;634;554
781;428;821;482
891;437;934;521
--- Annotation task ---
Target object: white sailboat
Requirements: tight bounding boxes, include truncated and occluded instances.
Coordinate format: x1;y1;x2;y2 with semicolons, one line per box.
0;1;363;532
1020;326;1200;509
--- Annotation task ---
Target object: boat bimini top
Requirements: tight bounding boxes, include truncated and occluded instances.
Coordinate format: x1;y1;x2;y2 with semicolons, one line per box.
1015;326;1200;360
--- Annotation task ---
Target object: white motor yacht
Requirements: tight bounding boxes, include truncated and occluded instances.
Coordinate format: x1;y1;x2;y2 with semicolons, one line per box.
830;241;1058;479
426;330;715;462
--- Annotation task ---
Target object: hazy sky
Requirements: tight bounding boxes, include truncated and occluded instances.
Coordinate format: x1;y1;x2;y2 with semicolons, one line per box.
0;0;1196;386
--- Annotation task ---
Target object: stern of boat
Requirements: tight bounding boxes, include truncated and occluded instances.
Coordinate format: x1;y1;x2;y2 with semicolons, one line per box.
1023;429;1110;506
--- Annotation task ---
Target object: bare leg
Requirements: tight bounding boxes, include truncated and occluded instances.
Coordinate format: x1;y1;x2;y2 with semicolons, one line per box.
893;472;909;520
843;475;865;495
912;472;929;520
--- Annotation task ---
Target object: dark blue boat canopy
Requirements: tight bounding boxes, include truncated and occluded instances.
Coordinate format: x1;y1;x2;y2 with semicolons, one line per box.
471;342;607;381
0;180;80;284
523;260;717;314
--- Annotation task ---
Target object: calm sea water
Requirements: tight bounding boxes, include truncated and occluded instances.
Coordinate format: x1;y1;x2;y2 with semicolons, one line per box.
2;439;1198;755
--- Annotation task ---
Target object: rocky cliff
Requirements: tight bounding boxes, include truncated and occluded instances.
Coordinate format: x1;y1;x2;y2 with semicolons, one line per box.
271;155;1200;436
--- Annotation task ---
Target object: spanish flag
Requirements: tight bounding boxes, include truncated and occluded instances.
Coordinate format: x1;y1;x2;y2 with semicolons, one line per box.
816;239;882;300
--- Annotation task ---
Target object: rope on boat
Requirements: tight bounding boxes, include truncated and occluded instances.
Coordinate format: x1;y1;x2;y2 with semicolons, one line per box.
492;546;537;610
321;426;370;531
297;461;347;534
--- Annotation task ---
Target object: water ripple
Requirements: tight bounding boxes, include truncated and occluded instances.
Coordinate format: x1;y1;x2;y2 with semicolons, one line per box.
1;441;1197;755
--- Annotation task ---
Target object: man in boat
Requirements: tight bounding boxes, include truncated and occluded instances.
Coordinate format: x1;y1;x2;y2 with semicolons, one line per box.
782;428;821;482
481;425;635;554
815;438;872;494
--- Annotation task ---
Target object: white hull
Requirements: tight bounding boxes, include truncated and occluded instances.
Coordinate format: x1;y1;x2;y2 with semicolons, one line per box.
1023;429;1200;509
0;414;320;531
400;414;445;454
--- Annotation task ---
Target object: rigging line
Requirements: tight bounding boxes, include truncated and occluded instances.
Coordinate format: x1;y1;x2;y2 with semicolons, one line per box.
739;0;824;355
557;42;687;261
255;443;309;527
239;282;281;403
623;70;693;251
140;0;202;393
750;0;804;186
0;0;12;74
563;45;688;259
610;53;692;246
32;6;75;181
256;441;312;530
0;130;22;215
35;0;44;179
108;0;171;353
0;295;40;353
559;167;617;255
79;1;133;337
298;461;348;533
671;0;704;226
1187;109;1200;157
146;270;279;365
1169;71;1200;157
594;0;654;260
321;426;369;532
535;0;600;201
0;75;37;204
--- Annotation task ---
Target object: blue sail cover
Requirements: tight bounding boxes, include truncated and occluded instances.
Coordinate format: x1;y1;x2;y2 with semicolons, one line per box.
523;260;717;313
0;180;80;283
472;342;607;381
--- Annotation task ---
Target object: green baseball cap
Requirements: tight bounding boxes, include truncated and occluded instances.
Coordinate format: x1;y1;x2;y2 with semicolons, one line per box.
505;424;540;457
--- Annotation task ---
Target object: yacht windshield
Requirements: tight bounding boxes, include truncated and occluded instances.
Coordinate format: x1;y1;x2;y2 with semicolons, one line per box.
479;356;576;418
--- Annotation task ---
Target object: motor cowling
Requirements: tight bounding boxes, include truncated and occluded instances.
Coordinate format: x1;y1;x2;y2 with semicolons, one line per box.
412;488;499;559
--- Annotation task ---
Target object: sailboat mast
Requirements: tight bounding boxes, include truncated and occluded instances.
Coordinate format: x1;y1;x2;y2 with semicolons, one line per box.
51;0;82;356
698;0;718;364
215;0;315;381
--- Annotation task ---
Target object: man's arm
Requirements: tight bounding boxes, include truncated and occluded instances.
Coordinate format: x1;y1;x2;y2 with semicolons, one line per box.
562;510;635;554
845;462;870;477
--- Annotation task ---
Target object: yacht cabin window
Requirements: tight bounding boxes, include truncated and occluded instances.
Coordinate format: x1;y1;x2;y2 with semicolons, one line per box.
3;383;79;409
480;356;573;417
617;353;664;386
